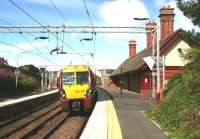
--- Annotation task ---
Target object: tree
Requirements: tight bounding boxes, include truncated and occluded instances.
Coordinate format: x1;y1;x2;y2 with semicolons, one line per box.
19;64;41;81
177;0;200;27
179;48;200;94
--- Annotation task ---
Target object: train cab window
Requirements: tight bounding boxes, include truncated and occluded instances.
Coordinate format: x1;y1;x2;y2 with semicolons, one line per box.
76;71;88;84
63;72;75;85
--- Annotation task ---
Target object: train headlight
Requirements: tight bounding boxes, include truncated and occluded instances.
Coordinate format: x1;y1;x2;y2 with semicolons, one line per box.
86;89;92;97
60;90;66;98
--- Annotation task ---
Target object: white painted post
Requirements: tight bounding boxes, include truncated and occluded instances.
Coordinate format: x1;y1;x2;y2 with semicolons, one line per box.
156;17;161;102
48;71;51;91
162;55;165;90
41;73;44;93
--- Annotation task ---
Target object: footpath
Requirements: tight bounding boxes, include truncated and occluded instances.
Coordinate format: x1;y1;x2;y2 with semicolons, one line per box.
104;87;168;139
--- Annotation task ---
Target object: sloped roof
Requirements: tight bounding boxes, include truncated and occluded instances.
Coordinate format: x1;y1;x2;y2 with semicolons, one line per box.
111;47;151;76
111;29;194;76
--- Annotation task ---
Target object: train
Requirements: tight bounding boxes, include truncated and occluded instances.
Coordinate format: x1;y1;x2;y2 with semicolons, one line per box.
57;65;97;112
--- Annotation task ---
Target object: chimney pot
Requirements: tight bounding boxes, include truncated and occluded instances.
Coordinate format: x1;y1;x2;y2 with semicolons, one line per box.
159;5;175;40
129;40;136;57
146;21;157;48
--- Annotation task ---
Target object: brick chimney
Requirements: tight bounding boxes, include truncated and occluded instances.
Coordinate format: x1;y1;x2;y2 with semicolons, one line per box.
129;40;136;57
159;5;175;40
146;21;157;48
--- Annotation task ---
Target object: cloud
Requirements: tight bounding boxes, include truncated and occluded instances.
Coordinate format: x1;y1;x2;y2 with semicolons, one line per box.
98;0;149;52
99;0;149;26
154;0;168;7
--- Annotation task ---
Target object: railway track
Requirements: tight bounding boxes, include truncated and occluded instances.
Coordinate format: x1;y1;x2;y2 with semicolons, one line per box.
0;101;89;139
0;100;58;127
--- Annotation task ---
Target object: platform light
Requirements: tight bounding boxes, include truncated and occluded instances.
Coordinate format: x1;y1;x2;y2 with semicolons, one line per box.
34;36;49;40
80;38;93;42
133;17;162;101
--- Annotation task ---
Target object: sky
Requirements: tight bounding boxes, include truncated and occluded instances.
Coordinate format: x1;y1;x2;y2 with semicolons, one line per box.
0;0;199;71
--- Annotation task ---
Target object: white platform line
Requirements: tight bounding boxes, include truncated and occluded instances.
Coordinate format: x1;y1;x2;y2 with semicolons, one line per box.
0;90;58;108
140;110;170;137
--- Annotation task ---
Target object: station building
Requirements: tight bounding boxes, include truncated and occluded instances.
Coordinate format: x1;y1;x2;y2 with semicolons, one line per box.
110;6;196;99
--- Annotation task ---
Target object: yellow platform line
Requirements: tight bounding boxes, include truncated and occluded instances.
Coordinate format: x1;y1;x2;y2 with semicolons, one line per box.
107;100;122;139
80;100;122;139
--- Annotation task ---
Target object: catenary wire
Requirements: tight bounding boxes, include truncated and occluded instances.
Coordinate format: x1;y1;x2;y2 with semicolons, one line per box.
81;0;96;54
0;18;51;52
81;0;96;66
82;0;94;32
48;0;88;62
8;0;82;55
0;18;58;65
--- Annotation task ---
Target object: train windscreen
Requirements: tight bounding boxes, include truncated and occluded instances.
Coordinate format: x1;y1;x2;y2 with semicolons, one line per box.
76;71;88;84
63;72;75;85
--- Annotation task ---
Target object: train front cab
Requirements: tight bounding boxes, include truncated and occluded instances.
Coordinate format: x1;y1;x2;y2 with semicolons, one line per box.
58;66;96;113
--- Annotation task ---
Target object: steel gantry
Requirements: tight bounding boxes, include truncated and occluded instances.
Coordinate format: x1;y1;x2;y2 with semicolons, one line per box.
0;25;148;34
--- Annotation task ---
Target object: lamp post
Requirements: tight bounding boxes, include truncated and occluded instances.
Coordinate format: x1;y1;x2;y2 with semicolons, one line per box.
16;54;20;89
133;17;161;102
15;51;27;88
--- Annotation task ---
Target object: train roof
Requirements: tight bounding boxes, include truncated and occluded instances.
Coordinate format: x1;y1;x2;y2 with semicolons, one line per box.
63;65;89;72
61;65;102;77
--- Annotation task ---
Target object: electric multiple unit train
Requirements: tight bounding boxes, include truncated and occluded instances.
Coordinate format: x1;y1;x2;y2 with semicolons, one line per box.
57;65;97;112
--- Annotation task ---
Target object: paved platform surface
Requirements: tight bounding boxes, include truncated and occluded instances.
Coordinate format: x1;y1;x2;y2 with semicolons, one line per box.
80;87;122;139
104;87;168;139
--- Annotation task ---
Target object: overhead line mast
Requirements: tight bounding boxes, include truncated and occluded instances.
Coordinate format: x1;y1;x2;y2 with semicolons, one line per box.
48;0;87;64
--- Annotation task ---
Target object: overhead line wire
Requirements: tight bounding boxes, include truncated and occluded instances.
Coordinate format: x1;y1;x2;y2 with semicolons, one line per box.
0;18;51;52
21;35;57;65
82;0;96;65
8;0;80;54
0;40;39;56
0;18;57;65
48;0;87;63
48;0;83;41
82;0;94;32
0;40;61;67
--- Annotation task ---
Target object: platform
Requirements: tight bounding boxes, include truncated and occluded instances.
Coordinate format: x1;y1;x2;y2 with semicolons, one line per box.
0;90;58;108
81;87;168;139
80;87;122;139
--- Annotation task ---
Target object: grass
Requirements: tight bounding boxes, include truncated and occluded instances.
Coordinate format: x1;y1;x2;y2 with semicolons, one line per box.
147;72;200;139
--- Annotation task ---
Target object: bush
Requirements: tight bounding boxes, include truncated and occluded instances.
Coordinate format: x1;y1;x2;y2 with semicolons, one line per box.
0;63;41;95
147;71;200;139
0;65;16;92
19;65;41;81
18;75;40;91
